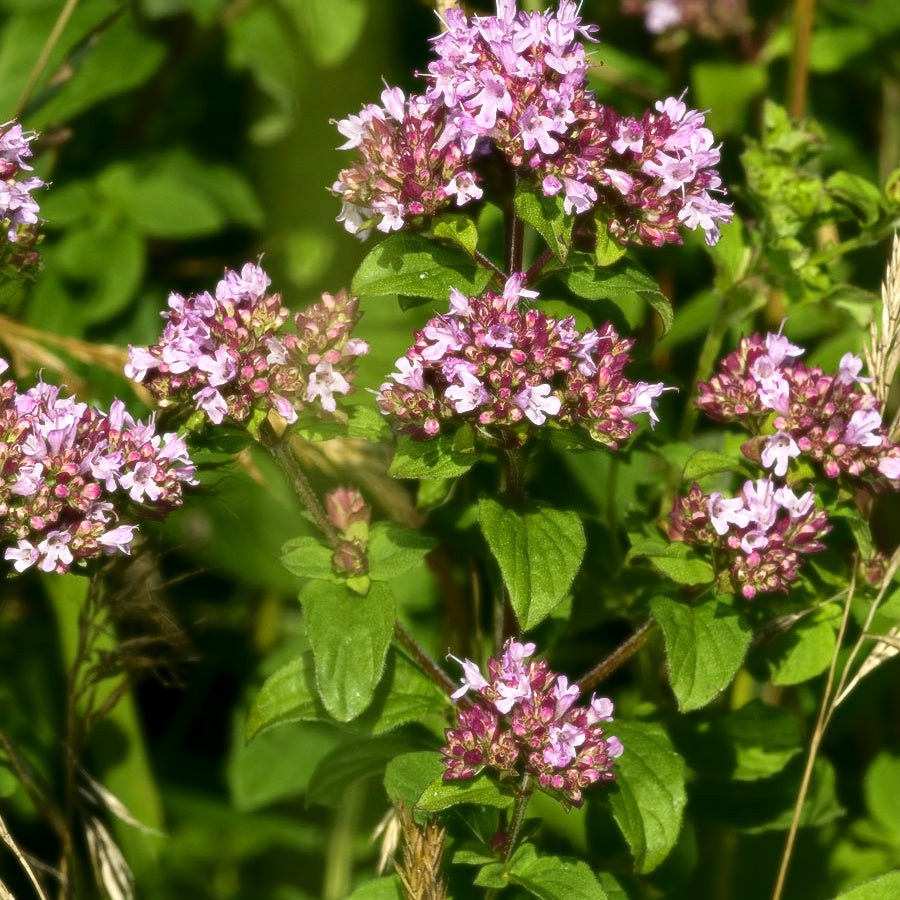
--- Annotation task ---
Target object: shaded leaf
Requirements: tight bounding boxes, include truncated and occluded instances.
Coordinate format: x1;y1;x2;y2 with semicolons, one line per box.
390;431;477;480
246;653;327;741
384;751;446;808
508;848;609;900
607;720;686;873
368;522;436;582
628;539;715;586
515;187;573;263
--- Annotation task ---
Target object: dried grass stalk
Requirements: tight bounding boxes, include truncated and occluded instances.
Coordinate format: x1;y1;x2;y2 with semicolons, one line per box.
394;804;448;900
866;233;900;436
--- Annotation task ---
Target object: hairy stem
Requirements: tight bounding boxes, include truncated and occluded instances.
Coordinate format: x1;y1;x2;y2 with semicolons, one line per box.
576;618;657;693
523;248;554;284
257;419;342;549
393;620;461;700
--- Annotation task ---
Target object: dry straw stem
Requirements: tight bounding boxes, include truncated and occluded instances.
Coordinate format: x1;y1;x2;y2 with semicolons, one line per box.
395;804;448;900
832;545;900;708
865;233;900;436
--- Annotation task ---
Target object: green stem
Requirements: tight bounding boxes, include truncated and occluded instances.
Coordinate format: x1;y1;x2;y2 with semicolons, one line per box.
502;773;533;862
485;774;534;899
257;419;342;549
322;780;365;900
771;567;857;900
14;0;81;118
678;291;738;442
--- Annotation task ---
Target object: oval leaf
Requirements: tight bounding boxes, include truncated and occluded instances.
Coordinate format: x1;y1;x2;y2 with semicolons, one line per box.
557;253;673;336
479;500;586;630
389;431;476;480
246;653;327;741
650;595;751;711
416;773;515;812
301;579;397;722
607;720;687;873
351;232;493;301
508;851;609;900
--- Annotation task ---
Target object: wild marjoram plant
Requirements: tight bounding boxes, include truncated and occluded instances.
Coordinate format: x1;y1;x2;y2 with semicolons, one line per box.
5;1;900;900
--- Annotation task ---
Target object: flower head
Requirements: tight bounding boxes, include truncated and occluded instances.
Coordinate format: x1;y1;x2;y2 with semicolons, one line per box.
127;264;368;426
441;639;620;807
378;276;669;446
0;364;194;574
697;329;900;486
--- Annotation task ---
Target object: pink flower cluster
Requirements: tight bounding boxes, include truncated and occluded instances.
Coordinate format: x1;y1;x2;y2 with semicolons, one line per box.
332;87;482;238
621;0;750;38
696;329;900;484
441;639;622;808
669;478;831;599
333;0;731;247
377;276;670;444
0;360;195;574
126;263;368;426
0;120;44;244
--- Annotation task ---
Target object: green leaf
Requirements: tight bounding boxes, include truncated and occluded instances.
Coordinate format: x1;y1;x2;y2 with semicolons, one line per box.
628;539;715;586
514;187;573;263
389;431;476;480
228;714;338;812
246;653;328;741
826;171;883;226
32;13;166;128
721;701;804;781
351;232;493;302
682;450;745;481
367;522;436;582
768;604;841;686
865;753;900;836
356;649;451;735
416;773;515;812
308;735;421;808
55;225;145;325
650;596;751;711
594;220;627;266
508;850;609;900
479;500;586;630
557;253;673;336
301;579;396;722
384;751;446;808
431;212;479;256
344;876;404;900
831;872;900;900
607;720;687;873
280;0;368;68
280;535;337;581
